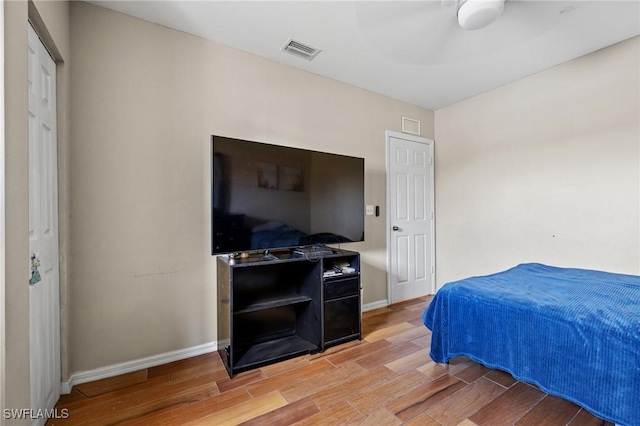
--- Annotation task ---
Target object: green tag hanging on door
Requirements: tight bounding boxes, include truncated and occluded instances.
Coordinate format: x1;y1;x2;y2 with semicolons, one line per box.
30;254;41;285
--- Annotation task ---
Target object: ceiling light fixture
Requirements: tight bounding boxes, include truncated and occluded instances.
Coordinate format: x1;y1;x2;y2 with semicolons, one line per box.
457;0;505;30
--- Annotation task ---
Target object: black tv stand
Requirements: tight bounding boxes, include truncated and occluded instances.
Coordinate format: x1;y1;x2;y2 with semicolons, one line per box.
216;248;361;377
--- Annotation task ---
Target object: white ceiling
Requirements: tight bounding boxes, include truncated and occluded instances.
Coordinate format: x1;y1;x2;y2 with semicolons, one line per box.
86;0;640;110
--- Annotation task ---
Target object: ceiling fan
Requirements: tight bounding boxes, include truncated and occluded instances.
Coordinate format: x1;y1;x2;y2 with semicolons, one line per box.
454;0;506;30
354;0;550;66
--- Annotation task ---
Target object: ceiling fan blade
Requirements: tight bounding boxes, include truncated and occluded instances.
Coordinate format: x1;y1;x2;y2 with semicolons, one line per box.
355;1;462;65
355;0;566;67
440;0;458;11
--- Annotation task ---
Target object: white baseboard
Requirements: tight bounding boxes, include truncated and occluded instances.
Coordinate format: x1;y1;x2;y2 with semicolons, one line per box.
60;341;218;394
60;302;388;394
362;299;389;312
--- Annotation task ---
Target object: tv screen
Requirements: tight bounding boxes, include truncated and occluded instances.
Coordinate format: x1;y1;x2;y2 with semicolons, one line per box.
212;135;365;255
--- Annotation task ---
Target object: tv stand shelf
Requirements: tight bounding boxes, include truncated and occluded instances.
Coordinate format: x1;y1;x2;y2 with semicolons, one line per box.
217;248;361;377
234;335;319;371
235;294;312;315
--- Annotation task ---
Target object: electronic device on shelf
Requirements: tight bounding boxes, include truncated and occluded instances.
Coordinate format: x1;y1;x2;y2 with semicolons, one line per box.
322;260;357;278
293;245;334;258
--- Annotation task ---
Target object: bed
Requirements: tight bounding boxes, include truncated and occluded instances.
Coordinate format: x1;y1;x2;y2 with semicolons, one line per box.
423;263;640;426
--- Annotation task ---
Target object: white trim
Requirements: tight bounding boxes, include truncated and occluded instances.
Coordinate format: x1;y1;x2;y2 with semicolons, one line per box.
362;300;389;313
385;130;436;304
60;341;217;394
0;1;6;422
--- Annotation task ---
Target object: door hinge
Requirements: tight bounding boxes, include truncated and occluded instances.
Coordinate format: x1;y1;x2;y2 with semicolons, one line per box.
430;157;433;165
431;265;435;274
430;212;434;220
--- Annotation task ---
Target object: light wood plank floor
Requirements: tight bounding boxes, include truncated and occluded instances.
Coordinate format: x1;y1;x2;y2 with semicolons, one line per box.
49;297;613;425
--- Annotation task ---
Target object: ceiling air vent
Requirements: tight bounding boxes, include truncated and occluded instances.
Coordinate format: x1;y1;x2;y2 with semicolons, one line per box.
281;38;321;61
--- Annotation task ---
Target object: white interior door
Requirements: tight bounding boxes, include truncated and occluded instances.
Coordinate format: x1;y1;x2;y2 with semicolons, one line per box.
387;131;435;303
28;24;60;423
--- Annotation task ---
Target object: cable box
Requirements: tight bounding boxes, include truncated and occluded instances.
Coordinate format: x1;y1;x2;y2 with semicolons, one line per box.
293;245;334;257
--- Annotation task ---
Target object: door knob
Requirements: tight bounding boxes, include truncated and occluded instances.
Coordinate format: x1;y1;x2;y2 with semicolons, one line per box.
30;253;41;285
392;226;400;231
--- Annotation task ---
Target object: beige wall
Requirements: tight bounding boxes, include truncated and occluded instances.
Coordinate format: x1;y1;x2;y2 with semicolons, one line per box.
435;36;640;288
69;2;434;374
3;0;70;419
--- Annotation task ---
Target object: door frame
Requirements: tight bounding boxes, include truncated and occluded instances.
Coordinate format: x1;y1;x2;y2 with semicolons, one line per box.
385;130;436;304
27;4;67;403
27;21;60;419
1;0;6;418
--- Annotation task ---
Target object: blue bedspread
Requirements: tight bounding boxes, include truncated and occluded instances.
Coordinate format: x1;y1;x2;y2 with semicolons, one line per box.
423;263;640;426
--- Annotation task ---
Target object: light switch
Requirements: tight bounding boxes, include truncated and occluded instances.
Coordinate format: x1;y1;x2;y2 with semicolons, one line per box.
366;205;375;216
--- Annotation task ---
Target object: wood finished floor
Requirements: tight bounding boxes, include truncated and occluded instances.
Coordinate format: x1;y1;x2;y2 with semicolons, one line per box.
49;296;613;426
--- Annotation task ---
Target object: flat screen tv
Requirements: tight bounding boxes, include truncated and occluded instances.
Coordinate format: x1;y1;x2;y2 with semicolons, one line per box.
212;135;365;255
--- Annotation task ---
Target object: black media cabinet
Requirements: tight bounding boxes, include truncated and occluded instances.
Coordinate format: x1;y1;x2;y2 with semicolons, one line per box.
216;248;361;377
